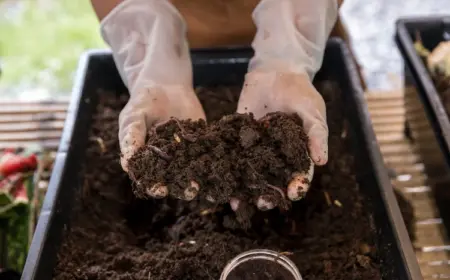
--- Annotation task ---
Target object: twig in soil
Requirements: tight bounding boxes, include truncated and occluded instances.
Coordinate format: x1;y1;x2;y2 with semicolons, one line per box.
266;183;286;200
174;133;181;143
200;208;215;216
334;200;343;207
82;178;91;201
90;137;106;153
172;118;196;142
324;191;332;206
148;145;172;161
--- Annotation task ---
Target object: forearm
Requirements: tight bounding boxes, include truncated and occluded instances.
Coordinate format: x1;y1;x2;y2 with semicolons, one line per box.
250;0;339;79
99;0;192;92
90;0;124;21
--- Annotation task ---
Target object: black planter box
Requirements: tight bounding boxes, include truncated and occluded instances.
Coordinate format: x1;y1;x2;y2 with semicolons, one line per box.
396;16;450;241
22;38;420;280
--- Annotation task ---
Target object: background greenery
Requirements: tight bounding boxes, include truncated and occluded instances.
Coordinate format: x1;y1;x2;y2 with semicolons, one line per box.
0;0;105;97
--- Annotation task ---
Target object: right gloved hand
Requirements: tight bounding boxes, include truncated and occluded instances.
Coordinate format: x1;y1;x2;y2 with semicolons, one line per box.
101;0;206;186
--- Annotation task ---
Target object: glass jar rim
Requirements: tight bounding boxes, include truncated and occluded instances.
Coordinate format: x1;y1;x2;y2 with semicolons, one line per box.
220;249;303;280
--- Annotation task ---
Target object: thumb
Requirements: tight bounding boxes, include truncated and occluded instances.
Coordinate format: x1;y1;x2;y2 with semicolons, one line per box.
118;104;147;172
294;106;328;165
307;122;328;165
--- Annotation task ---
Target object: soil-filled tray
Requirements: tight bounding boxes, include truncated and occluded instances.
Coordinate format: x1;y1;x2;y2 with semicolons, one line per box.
395;16;450;237
22;38;420;280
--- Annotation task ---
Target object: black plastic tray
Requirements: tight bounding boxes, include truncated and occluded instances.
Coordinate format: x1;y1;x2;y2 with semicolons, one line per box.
21;38;421;280
396;16;450;238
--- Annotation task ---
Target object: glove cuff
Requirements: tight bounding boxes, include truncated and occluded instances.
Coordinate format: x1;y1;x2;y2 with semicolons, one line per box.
100;0;192;92
250;0;338;80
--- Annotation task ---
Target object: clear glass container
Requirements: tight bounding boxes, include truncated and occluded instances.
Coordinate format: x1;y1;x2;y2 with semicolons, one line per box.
220;249;303;280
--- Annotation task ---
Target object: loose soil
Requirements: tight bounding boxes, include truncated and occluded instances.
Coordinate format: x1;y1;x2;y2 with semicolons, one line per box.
225;259;296;280
53;83;382;280
127;112;310;218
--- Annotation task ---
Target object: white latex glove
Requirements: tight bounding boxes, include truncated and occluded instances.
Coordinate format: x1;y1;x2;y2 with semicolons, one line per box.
101;0;205;198
235;0;338;210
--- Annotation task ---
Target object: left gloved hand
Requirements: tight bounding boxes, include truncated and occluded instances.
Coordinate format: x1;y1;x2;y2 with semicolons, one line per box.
234;0;338;210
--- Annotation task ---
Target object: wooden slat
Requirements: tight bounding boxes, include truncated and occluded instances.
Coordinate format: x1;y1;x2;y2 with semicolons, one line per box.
0;140;60;150
391;163;425;174
416;250;450;263
367;99;404;109
380;142;415;155
369;107;406;117
373;123;405;134
375;133;405;143
0;101;68;150
0;104;68;114
365;90;404;100
0;112;67;124
0;99;69;105
383;154;421;165
0;121;65;132
371;115;405;125
0;131;62;141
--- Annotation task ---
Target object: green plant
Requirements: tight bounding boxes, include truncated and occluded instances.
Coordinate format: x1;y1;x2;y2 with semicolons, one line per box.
0;0;105;96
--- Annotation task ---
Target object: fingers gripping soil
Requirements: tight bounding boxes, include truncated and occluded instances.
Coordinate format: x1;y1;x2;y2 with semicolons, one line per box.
126;112;311;225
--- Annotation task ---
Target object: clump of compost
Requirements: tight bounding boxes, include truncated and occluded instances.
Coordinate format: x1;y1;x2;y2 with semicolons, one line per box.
127;112;311;215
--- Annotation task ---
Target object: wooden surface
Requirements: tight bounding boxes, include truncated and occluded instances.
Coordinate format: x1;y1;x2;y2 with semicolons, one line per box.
367;89;450;279
0;100;68;150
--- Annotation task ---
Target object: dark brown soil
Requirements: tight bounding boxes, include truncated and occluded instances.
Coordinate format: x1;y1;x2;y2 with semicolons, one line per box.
225;259;296;280
127;112;310;216
53;83;382;280
196;86;241;121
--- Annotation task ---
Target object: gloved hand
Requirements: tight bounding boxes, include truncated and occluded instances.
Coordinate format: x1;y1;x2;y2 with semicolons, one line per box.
235;0;338;210
101;0;206;197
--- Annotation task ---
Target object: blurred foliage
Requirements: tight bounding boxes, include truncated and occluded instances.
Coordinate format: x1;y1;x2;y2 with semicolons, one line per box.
0;175;33;273
0;0;105;95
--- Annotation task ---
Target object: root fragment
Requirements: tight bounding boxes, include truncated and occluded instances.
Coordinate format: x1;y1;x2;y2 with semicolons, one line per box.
173;118;196;142
148;145;172;161
90;137;106;153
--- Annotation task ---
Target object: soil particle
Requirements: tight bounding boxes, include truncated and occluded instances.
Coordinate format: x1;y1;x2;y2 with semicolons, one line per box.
53;83;383;280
